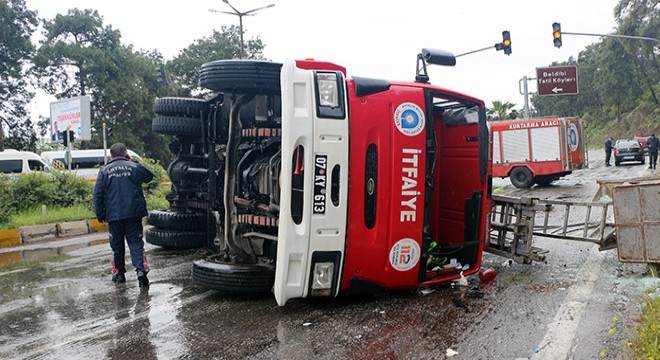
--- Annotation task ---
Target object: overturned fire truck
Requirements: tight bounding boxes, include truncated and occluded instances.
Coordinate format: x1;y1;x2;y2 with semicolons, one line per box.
146;50;492;305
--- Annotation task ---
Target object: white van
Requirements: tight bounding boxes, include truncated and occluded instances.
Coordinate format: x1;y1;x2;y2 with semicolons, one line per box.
0;150;52;175
41;149;143;180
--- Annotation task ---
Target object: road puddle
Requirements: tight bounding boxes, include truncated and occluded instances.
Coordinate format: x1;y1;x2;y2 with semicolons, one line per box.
0;239;109;268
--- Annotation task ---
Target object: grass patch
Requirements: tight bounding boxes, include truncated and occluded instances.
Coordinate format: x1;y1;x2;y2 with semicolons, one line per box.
0;181;170;229
0;204;94;230
633;286;660;360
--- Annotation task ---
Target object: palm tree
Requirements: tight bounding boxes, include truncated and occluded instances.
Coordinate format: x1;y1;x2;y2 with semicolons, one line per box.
487;100;517;120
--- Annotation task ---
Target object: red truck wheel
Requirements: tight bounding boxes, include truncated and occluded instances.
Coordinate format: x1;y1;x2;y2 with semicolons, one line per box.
510;167;533;188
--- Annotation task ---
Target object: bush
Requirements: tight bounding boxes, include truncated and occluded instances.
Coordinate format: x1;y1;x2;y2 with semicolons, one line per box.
137;157;168;195
135;157;170;210
0;160;170;228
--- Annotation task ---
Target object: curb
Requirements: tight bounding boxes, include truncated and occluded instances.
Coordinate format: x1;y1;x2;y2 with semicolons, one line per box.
0;219;108;248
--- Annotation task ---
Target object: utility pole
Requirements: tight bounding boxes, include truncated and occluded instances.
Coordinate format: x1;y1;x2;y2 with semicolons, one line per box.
519;76;535;119
209;1;275;59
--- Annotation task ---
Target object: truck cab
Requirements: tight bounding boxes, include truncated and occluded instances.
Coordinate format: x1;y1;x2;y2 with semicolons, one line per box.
150;51;492;306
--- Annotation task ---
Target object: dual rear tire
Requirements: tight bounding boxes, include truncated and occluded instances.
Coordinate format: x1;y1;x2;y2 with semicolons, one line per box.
145;209;209;250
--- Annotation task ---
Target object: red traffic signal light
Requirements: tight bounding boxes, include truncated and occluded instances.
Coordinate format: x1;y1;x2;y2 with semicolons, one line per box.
552;22;562;48
502;31;512;55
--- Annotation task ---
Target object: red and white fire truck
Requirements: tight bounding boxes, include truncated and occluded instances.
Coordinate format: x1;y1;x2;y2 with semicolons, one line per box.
147;50;492;306
490;117;588;188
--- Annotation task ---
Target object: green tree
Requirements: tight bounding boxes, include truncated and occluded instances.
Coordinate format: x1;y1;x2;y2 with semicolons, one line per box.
33;8;121;97
33;8;171;163
0;0;38;151
487;100;518;120
614;0;659;105
168;25;265;95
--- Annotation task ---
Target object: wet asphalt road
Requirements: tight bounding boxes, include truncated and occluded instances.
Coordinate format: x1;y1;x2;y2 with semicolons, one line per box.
0;150;658;360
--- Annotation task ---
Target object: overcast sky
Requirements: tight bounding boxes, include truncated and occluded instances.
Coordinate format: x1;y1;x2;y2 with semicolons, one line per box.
25;0;620;115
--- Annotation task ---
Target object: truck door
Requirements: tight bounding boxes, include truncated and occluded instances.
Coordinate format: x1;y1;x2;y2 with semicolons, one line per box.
565;118;588;169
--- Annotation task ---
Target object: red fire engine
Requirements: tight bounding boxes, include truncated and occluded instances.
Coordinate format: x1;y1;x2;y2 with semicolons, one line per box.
148;49;492;306
490;117;588;188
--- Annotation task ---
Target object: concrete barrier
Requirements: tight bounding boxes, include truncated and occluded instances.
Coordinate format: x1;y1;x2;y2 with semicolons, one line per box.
57;220;89;237
0;219;110;249
0;229;21;247
19;224;58;243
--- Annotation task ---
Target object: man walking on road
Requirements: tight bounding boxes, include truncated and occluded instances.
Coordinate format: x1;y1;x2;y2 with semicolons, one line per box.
94;143;154;286
604;137;614;166
647;133;659;169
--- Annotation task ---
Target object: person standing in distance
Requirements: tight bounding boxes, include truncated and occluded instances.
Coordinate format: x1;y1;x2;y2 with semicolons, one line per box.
604;137;614;166
94;143;154;287
647;133;659;169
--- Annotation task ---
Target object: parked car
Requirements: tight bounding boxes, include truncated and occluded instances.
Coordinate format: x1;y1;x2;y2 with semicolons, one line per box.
614;139;645;166
0;150;51;175
633;133;651;153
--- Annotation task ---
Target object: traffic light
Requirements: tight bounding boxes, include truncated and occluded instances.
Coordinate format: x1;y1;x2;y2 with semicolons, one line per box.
502;31;512;55
155;66;168;85
552;22;562;48
106;127;113;138
62;130;75;146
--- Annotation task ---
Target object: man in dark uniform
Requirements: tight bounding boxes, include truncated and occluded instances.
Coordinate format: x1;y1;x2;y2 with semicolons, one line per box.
604;137;613;166
648;133;659;169
94;143;154;286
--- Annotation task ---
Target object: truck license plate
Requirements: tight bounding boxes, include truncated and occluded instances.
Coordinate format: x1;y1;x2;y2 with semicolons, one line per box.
313;155;327;214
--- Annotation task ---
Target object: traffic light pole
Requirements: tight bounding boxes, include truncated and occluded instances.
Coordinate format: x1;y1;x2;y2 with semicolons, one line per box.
65;127;73;171
455;45;496;57
102;122;108;165
562;32;660;44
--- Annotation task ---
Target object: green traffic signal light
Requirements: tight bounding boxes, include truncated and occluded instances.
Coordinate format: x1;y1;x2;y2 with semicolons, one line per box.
502;31;512;55
552;22;562;48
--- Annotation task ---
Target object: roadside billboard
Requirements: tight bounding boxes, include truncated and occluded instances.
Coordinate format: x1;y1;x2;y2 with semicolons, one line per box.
50;96;92;141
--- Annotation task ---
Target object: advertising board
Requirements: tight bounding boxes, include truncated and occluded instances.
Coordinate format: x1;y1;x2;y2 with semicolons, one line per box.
50;96;92;141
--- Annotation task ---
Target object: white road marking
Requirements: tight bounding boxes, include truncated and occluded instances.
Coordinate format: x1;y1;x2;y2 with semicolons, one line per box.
532;256;602;359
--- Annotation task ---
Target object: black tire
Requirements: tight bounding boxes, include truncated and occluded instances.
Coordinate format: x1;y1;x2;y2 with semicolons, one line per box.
154;97;209;118
534;176;554;187
641;157;645;165
192;255;275;294
152;116;202;137
614;161;620;166
510;167;534;188
145;227;207;250
199;60;282;94
147;209;207;231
